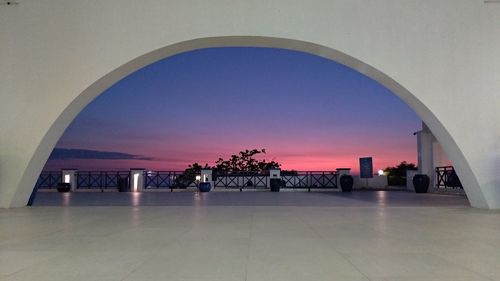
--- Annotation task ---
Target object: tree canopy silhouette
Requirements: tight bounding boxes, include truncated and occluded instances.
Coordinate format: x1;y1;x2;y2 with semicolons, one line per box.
383;161;417;186
213;149;280;173
175;149;281;187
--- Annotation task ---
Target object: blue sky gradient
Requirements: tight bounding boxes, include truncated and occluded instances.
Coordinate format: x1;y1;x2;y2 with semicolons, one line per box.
44;47;421;173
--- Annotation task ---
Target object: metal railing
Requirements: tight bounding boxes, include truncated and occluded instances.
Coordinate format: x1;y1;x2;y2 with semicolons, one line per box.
35;170;341;191
36;171;62;189
144;171;197;190
435;166;463;189
281;171;338;190
76;171;130;189
214;171;269;190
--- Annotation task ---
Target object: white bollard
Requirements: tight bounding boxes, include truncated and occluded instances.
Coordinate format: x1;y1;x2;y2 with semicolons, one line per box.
268;169;281;188
130;169;145;192
406;170;418;192
200;169;213;189
61;169;78;191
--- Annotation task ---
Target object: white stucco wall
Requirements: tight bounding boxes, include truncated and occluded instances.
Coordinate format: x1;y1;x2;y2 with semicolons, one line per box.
0;0;499;208
353;176;389;190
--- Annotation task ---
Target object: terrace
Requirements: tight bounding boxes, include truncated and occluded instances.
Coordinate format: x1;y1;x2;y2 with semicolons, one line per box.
4;191;500;281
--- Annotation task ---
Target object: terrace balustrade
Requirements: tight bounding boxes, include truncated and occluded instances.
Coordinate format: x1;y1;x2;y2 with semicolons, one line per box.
35;169;342;191
435;166;463;190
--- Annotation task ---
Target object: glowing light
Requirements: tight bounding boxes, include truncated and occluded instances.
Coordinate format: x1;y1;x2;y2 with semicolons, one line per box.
378;169;384;176
195;175;201;181
63;192;71;206
132;192;141;206
64;174;70;183
133;173;139;192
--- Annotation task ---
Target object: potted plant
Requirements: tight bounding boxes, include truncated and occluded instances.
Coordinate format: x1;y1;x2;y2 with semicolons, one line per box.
198;182;212;192
339;175;354;192
57;182;71;192
413;174;430;193
270;178;282;192
445;170;462;188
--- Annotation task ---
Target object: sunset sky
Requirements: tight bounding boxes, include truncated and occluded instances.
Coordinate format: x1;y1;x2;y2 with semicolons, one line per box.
43;47;421;173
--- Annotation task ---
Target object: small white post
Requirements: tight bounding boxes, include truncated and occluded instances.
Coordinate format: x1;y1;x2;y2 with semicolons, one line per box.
61;169;78;191
130;169;145;192
200;168;213;188
406;170;418;192
268;169;281;188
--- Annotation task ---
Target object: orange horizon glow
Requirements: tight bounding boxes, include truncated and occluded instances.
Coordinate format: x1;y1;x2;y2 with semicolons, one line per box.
43;150;417;175
42;47;423;174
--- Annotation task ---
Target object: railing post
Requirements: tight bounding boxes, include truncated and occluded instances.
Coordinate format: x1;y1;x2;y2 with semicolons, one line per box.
61;169;78;191
268;169;281;188
200;168;213;189
406;169;418;192
130;169;145;192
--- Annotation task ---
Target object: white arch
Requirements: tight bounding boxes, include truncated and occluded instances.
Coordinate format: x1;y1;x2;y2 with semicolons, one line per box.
11;36;486;207
1;1;498;208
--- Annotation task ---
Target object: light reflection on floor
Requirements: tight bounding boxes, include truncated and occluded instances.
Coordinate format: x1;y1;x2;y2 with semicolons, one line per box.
32;190;469;207
3;191;500;281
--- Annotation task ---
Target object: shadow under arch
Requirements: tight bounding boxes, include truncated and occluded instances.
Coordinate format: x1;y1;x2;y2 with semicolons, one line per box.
22;36;486;208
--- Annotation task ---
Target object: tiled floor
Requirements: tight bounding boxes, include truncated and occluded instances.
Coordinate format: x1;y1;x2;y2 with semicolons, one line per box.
32;190;470;207
2;191;500;281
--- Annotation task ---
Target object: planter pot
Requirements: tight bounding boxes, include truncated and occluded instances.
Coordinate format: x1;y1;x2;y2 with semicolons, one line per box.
413;174;430;193
339;175;354;192
57;183;71;193
198;182;212;192
270;178;282;192
445;170;462;188
118;178;129;192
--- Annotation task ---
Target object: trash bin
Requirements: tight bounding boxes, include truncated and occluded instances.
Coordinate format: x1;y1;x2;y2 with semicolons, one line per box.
270;178;282;192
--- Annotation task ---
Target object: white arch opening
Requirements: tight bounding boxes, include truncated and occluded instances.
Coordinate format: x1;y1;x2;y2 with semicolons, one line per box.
15;36;485;208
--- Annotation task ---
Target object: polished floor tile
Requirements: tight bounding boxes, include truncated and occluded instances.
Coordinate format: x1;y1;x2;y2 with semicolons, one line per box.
1;192;499;281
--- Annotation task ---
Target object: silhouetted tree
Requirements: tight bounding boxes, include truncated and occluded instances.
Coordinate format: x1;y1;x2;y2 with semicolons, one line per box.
383;161;417;186
281;170;298;176
174;162;209;188
177;149;282;186
213;149;280;174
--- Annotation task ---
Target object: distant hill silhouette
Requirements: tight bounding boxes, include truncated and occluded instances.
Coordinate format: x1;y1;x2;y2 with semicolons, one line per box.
49;148;153;161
